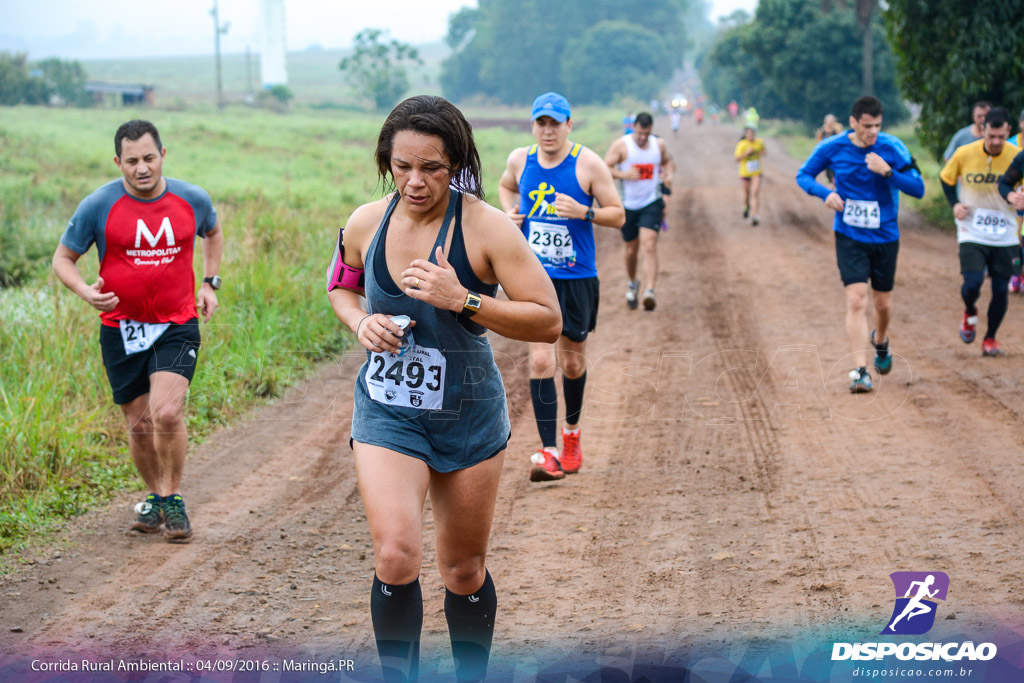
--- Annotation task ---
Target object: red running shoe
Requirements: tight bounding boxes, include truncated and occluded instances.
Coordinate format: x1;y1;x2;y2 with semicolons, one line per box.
529;449;564;482
982;337;1005;357
560;429;582;474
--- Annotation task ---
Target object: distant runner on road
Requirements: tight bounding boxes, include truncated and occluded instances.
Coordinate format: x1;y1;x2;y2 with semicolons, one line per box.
499;92;625;482
796;96;925;393
940;107;1021;356
605;111;675;311
735;125;766;226
52;119;224;541
745;106;760;129
943;100;991;161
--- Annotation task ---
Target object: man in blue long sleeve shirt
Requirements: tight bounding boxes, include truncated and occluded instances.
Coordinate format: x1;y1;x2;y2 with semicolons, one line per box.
796;96;925;393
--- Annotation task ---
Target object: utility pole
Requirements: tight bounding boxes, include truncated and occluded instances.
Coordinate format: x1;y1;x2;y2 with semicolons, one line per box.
246;44;255;103
211;0;230;109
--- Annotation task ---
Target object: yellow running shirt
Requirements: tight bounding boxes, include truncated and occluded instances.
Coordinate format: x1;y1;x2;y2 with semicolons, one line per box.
940;138;1021;246
735;138;765;178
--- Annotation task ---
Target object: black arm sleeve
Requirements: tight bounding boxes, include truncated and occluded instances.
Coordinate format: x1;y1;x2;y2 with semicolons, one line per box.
941;180;959;208
997;150;1024;201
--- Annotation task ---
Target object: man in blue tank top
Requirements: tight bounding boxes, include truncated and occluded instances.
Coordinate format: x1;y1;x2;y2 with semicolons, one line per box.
797;96;925;393
499;92;625;482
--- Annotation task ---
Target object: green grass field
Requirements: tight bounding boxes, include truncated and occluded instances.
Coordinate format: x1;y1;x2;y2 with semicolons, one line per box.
0;102;625;558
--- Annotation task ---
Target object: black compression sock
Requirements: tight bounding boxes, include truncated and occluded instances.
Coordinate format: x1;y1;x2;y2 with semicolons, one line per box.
529;378;558;448
986;278;1009;339
370;574;422;683
961;272;984;315
563;371;587;427
445;571;497;682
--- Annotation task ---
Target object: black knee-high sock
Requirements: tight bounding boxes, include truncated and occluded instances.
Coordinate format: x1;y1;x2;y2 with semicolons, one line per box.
986;277;1010;339
371;575;422;683
962;271;984;316
445;571;497;682
529;378;558;448
563;372;587;427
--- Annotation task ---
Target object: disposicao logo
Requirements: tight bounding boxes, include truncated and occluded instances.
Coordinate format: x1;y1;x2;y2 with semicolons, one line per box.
882;571;949;635
831;572;998;663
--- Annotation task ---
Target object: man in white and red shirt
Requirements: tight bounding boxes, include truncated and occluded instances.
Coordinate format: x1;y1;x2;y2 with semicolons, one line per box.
605;111;674;311
53;119;224;542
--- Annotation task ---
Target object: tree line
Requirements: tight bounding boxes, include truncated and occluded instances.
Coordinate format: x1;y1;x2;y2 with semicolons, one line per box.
698;0;1024;161
440;0;691;106
697;0;906;129
884;0;1024;160
0;52;91;107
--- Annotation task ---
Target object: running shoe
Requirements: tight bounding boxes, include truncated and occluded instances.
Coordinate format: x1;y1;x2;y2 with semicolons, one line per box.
960;312;978;344
625;280;640;310
870;330;892;375
642;288;657;311
982;337;1005;357
848;367;873;393
743;205;749;219
162;494;193;541
529;449;564;482
131;493;163;533
751;215;760;226
560;429;582;474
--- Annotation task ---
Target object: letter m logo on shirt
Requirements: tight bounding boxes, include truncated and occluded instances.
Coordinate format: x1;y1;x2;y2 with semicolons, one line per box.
135;217;175;248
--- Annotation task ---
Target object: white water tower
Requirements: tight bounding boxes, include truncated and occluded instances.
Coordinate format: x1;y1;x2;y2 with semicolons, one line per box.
260;0;288;87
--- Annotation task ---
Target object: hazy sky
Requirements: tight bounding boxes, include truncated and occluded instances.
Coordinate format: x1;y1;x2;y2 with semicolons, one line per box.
0;0;759;60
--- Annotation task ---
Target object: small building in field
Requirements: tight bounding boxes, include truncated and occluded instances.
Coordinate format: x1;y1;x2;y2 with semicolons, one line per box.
84;82;155;107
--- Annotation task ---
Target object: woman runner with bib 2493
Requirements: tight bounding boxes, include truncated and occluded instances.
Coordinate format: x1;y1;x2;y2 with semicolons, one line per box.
326;95;560;683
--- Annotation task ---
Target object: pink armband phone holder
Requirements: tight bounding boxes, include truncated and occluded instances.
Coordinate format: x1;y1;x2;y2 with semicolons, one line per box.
326;228;365;292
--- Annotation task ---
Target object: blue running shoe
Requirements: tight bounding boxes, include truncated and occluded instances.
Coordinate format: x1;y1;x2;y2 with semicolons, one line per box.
848;367;873;393
871;330;892;375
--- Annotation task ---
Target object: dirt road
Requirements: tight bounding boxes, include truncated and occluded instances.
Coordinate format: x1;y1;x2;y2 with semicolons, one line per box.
3;118;1023;679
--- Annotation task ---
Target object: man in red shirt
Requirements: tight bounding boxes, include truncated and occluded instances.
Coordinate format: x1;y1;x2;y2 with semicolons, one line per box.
52;120;224;541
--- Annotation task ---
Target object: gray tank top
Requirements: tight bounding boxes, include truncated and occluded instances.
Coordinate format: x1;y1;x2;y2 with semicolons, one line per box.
350;191;511;472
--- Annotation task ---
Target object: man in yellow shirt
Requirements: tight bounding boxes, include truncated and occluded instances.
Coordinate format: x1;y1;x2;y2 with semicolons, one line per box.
735;126;766;225
939;107;1021;356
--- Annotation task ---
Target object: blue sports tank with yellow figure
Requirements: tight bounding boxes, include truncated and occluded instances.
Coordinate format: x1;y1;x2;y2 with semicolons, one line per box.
518;143;596;279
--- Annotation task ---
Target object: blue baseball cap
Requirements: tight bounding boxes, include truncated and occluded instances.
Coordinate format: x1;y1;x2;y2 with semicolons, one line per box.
531;92;571;122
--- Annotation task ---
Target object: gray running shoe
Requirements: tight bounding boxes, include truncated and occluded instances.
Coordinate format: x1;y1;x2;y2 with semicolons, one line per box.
625;279;640;309
642;288;657;311
162;494;193;541
131;494;164;533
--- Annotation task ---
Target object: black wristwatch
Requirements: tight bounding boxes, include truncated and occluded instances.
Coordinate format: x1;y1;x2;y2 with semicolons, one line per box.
463;290;482;316
883;169;894;179
203;275;222;290
585;208;595;221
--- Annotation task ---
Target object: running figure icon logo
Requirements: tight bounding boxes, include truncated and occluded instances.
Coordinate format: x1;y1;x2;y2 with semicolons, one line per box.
881;572;949;635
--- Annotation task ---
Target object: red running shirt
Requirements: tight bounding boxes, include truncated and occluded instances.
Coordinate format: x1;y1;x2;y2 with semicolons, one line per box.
61;178;218;326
